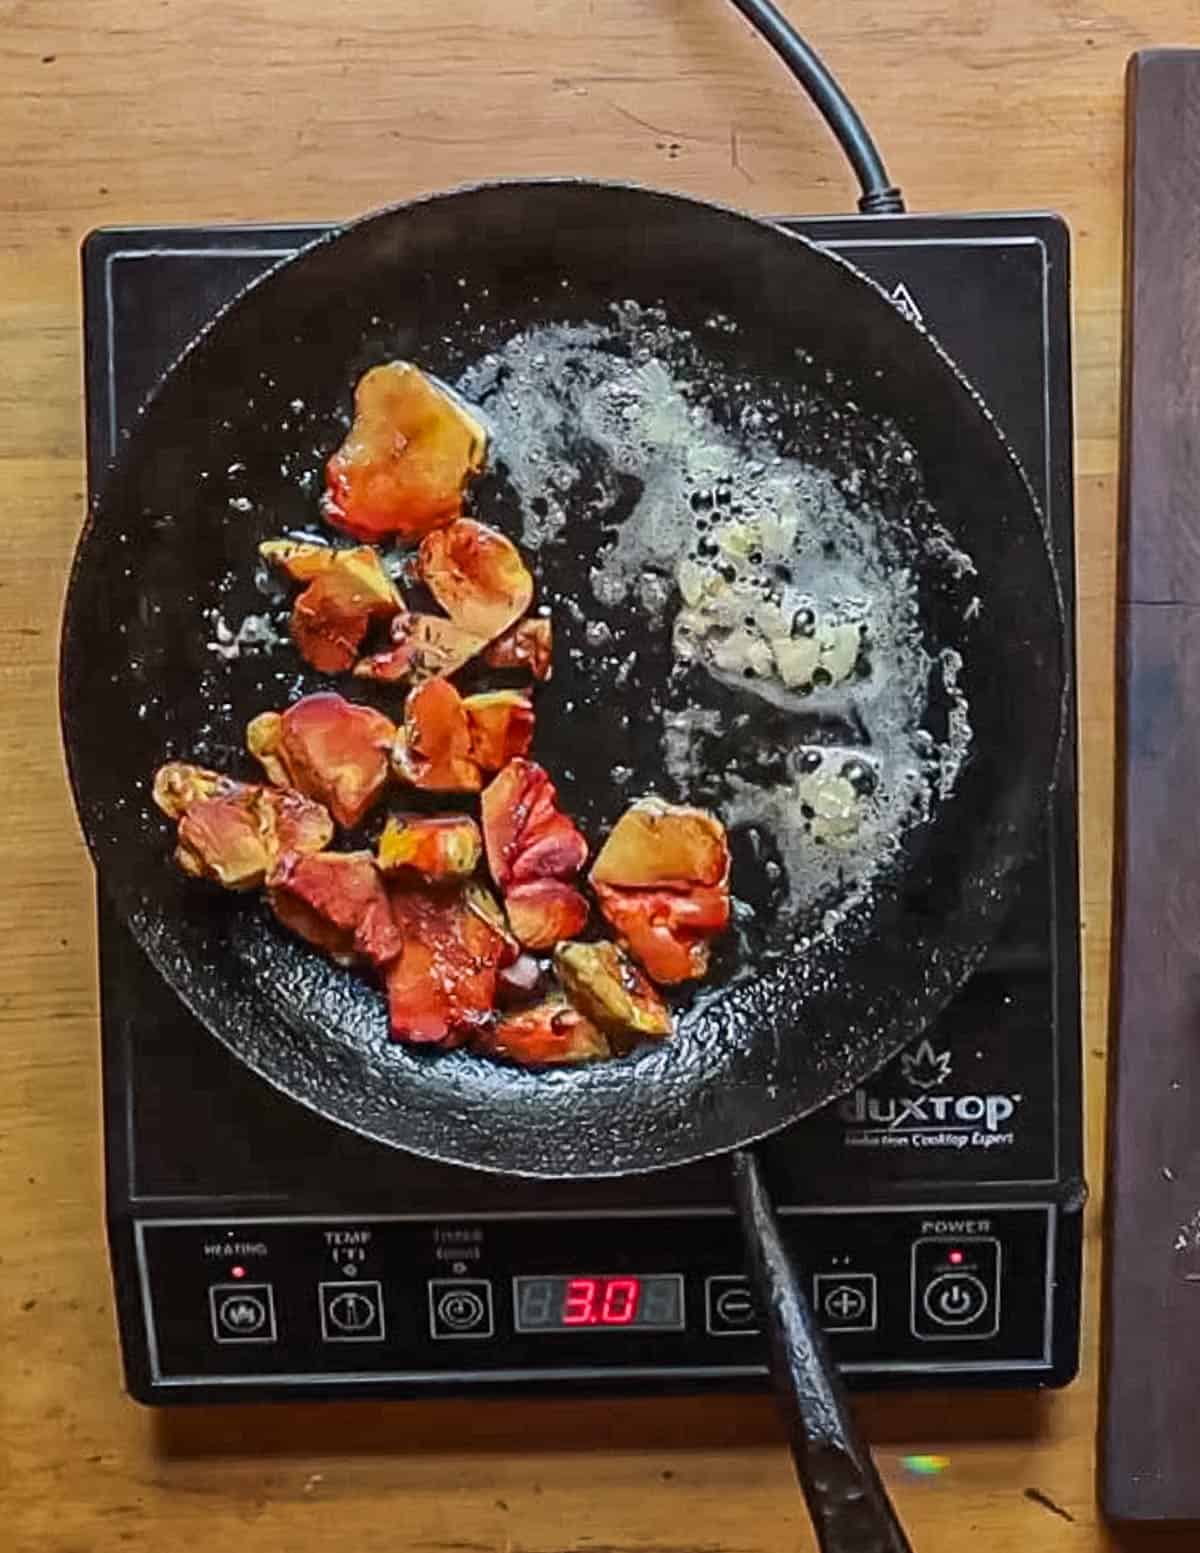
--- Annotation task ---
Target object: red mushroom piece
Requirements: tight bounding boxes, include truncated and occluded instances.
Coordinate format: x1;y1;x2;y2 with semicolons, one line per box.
471;999;612;1066
482;614;553;680
504;879;588;951
152;761;333;891
385;883;508;1046
480;758;590;951
591;881;730;985
590;798;731;984
354;611;485;685
247;692;396;829
267;850;402;968
481;759;588;890
323;362;487;543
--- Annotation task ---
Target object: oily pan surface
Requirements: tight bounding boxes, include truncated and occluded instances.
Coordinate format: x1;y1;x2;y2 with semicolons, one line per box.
61;182;1064;1176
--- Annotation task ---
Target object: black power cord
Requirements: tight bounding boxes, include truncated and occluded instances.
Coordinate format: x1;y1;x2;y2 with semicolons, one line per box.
726;0;905;214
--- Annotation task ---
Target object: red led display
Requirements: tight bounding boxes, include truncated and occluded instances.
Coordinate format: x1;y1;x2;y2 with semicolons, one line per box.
513;1273;684;1332
562;1276;641;1326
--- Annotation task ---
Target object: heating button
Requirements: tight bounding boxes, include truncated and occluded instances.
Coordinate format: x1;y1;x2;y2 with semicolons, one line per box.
209;1282;277;1344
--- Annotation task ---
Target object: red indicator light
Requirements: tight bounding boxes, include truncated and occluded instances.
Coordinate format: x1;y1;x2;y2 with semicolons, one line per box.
231;1265;247;1279
561;1276;643;1326
948;1250;964;1266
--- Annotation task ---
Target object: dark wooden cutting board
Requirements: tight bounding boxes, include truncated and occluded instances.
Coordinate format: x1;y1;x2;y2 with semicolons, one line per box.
1104;47;1200;1523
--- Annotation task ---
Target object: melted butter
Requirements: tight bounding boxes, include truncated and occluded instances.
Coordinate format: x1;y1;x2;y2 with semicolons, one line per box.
456;306;976;940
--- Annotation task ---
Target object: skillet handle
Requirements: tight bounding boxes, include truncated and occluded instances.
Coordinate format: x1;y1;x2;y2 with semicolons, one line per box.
732;1149;914;1553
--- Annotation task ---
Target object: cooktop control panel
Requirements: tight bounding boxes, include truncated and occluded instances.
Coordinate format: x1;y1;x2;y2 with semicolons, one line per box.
131;1206;1055;1398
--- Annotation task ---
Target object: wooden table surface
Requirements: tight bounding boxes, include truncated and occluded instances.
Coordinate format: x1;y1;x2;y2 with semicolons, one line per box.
0;1;1188;1548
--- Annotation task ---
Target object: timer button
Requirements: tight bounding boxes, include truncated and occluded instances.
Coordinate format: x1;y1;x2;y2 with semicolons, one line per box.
429;1278;494;1339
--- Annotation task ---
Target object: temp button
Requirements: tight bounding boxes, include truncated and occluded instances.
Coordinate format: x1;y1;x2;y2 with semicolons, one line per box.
911;1237;1001;1341
319;1280;386;1342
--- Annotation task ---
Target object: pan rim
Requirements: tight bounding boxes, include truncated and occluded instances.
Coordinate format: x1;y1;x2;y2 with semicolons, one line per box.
61;178;1070;1178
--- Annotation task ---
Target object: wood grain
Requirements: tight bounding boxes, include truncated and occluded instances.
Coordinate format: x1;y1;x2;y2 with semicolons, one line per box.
0;0;1139;1548
1103;48;1200;1523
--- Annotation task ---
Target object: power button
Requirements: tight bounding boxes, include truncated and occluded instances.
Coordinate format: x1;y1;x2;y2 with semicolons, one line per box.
923;1273;989;1327
911;1237;1001;1341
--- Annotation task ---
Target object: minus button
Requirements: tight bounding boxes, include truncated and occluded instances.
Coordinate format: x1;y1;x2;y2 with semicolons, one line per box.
705;1275;760;1335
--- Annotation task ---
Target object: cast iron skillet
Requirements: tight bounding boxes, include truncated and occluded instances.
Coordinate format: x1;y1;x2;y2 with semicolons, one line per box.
61;182;1065;1553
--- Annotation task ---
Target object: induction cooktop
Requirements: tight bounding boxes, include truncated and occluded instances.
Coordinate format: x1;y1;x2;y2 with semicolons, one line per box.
82;210;1082;1404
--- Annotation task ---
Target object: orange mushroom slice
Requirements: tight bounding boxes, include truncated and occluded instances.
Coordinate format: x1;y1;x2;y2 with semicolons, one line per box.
172;796;279;891
152;761;334;892
391;679;481;793
323;362;487;543
554;939;672;1048
590;798;730;890
152;760;243;819
471;998;612;1066
268;850;402;968
377;813;482;882
354;611;485;685
390;682;530;794
260;539;401;674
385;882;507;1046
247;692;396;829
257;539;337;582
462;690;534;772
590;798;731;985
418;519;533;641
482;615;553;680
175;789;333;892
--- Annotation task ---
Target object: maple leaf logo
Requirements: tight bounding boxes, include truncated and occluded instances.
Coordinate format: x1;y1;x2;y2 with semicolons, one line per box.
901;1039;952;1091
